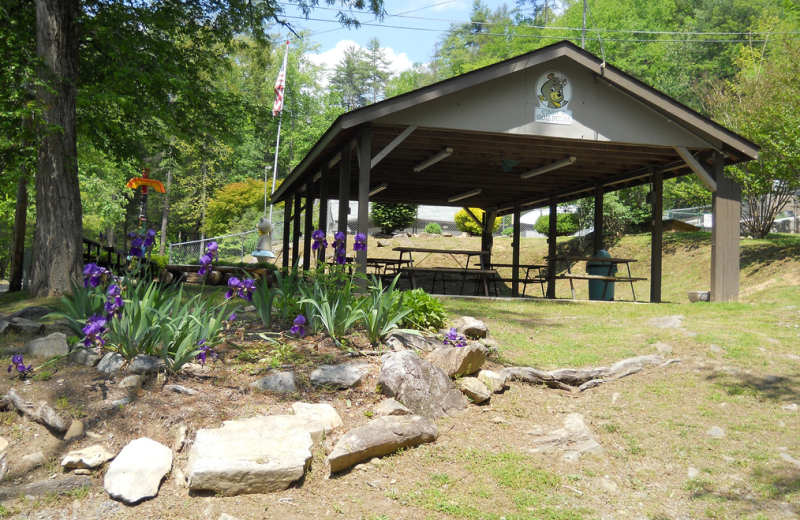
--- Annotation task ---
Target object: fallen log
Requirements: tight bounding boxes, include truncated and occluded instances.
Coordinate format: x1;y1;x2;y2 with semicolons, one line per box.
6;388;68;433
500;355;665;392
0;475;92;500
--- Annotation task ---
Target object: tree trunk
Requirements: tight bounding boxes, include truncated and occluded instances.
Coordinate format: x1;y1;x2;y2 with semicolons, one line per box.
31;0;82;298
8;161;29;292
200;138;207;248
159;168;172;256
105;225;114;248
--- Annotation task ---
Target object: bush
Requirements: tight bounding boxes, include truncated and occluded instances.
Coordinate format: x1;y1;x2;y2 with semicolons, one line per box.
534;212;579;237
501;227;513;237
399;289;447;331
370;203;418;234
454;208;501;236
149;253;168;270
424;222;442;234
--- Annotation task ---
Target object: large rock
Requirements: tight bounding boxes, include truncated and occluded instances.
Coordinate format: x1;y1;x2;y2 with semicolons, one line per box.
185;416;318;496
62;445;115;469
377;351;468;419
477;370;508;393
373;398;412;416
104;438;172;504
5;306;52;321
291;402;343;429
26;333;69;358
451;316;489;338
129;355;163;374
328;415;438;472
97;352;125;375
427;344;485;377
529;413;605;462
456;378;491;404
251;372;296;393
384;332;441;352
310;364;369;388
1;318;45;336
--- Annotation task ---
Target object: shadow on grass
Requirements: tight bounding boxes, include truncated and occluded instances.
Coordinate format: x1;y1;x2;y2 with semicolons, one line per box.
740;235;800;274
688;466;800;515
703;370;800;403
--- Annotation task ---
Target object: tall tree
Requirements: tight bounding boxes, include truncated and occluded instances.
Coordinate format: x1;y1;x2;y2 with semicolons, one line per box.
331;45;371;110
364;37;392;103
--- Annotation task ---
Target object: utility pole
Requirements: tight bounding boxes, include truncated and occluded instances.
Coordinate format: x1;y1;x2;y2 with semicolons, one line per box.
582;0;587;49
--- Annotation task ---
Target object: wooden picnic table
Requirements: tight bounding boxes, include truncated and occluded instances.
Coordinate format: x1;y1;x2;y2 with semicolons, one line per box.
544;255;646;301
488;263;548;297
393;247;493;296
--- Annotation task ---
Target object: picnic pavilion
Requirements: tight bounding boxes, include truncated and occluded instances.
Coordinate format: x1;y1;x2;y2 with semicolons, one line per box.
270;40;759;303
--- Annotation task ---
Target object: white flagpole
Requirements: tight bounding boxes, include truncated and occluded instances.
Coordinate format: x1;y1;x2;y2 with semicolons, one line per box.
268;40;290;221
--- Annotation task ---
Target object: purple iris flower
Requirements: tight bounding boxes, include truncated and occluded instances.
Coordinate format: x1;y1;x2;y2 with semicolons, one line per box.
196;340;217;366
206;241;218;258
290;315;306;337
225;277;242;300
83;263;108;288
7;354;32;374
143;229;156;248
108;284;121;297
228;312;237;322
353;233;367;252
335;246;347;265
443;328;467;348
239;278;256;302
311;230;327;251
127;232;137;239
198;252;213;276
81;315;108;348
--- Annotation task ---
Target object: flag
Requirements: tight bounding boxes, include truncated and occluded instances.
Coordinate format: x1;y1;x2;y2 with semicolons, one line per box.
272;41;289;117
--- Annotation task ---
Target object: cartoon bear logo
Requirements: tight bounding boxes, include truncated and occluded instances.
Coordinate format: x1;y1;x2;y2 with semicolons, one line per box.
538;72;569;109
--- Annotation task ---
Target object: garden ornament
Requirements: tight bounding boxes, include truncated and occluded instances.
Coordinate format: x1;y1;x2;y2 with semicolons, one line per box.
252;217;276;258
126;168;165;233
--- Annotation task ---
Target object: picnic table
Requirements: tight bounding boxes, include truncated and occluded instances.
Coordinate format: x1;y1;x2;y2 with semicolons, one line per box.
392;247;495;296
488;263;548;297
545;255;647;301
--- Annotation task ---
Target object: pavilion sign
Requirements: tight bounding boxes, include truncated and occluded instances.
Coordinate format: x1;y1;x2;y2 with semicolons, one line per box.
535;71;573;126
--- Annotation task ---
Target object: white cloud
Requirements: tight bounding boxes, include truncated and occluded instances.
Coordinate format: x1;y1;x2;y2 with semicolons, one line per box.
306;39;414;87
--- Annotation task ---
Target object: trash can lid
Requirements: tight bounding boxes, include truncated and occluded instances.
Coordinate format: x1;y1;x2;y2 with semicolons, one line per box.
587;249;611;267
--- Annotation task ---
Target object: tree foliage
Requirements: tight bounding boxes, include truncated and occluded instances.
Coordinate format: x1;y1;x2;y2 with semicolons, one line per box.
454;208;501;236
534;212;579;237
370;203;418;234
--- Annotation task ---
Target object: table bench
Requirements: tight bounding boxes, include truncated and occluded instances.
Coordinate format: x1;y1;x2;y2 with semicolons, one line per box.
545;255;647;301
398;267;498;296
488;263;548;297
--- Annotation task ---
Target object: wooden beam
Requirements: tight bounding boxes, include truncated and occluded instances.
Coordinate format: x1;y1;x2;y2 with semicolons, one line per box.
318;163;330;263
303;176;314;272
356;125;371;280
371;126;416;168
674;147;717;191
282;194;291;270
463;207;486;232
650;169;663;303
292;191;301;268
593;183;604;252
711;152;741;302
546;197;557;299
512;203;521;298
338;144;351;247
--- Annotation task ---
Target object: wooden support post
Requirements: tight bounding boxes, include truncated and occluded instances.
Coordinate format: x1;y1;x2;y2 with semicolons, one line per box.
318;163;330;263
546;197;557;299
711;152;741;302
512;203;521;298
650;169;663;303
338;143;351;250
356;126;371;280
282;194;291;270
292;190;301;268
593;182;604;252
303;176;314;272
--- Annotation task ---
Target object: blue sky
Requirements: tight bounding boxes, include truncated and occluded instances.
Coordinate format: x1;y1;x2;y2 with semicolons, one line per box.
279;0;517;74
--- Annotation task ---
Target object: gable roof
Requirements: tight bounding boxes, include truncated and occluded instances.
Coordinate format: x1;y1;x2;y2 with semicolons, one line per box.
272;40;758;210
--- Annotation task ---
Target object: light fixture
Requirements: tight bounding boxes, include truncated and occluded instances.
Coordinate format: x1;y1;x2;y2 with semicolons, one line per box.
369;183;388;196
448;188;482;203
520;156;576;179
312;171;322;182
414;148;453;172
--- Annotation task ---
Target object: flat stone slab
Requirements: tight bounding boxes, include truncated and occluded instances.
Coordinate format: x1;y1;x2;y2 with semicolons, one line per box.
129;355;163;374
62;445;115;469
310;364;370;388
648;315;684;329
428;344;485;377
104;438;172;504
291;402;343;429
2;318;45;336
26;333;69;358
328;415;438;473
384;332;441;352
97;352;125;375
251;372;296;393
69;348;101;366
451;316;489;338
5;306;52;321
378;351;468;420
185;416;318;496
477;370;507;393
529;413;605;462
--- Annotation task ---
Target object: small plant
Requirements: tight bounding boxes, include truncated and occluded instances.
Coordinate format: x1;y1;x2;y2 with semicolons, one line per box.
443;328;467;347
424;222;442;234
360;275;416;345
399;289;447;331
291;315;306;337
32;371;52;381
501;227;513;237
7;355;32;378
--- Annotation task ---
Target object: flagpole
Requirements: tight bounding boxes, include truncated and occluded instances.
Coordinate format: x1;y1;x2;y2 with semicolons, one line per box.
268;40;290;221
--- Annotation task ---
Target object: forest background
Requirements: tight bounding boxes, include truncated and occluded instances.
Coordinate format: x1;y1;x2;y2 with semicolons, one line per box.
1;0;799;292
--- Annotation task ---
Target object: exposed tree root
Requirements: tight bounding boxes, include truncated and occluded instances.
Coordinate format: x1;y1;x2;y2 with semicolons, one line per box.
6;388;68;433
500;355;673;392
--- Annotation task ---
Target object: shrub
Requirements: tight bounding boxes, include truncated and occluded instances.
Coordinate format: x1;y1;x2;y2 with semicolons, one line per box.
534;212;579;237
454;208;501;236
399;289;447;331
149;253;168;270
501;227;513;237
370;203;418;234
424;222;442;234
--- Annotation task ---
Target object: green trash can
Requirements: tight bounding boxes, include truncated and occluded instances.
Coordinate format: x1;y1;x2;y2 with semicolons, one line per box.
587;250;617;301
